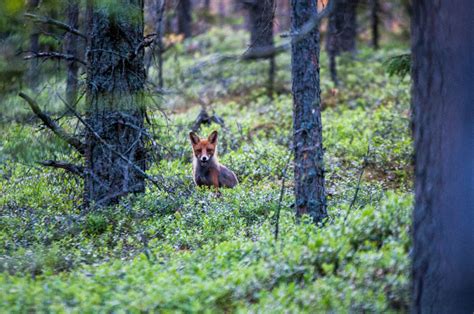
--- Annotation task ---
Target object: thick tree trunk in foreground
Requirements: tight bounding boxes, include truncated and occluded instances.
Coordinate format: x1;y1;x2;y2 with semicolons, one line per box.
291;0;327;223
411;1;474;312
178;0;192;38
85;0;147;206
64;0;80;106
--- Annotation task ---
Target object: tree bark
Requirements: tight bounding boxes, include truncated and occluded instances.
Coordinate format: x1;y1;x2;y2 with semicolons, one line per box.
242;0;274;55
177;0;192;38
411;1;474;312
326;0;358;55
371;0;379;50
241;0;275;98
26;0;41;90
291;0;327;223
325;0;358;85
326;9;339;86
146;0;166;87
85;0;148;207
64;0;80;107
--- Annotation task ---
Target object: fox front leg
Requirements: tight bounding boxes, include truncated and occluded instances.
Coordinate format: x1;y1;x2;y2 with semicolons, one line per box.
210;169;221;196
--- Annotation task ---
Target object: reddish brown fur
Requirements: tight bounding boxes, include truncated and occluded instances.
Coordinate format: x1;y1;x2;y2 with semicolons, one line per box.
189;131;238;190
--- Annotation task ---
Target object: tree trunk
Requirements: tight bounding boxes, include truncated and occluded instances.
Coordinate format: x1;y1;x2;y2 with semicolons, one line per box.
64;0;80;107
371;0;379;50
411;1;474;312
291;0;327;223
84;0;147;207
26;0;40;90
243;0;274;55
156;0;166;89
326;0;358;55
242;0;275;98
326;0;358;86
177;0;192;38
326;9;339;86
146;0;166;88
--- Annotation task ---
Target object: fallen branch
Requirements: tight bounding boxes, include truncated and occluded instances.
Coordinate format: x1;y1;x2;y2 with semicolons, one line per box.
18;92;85;155
24;13;87;39
24;52;86;65
39;160;84;176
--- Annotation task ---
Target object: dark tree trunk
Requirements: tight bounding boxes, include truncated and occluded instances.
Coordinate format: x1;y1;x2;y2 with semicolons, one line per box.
204;0;210;10
85;0;147;207
146;0;166;88
371;0;379;49
156;0;166;89
326;10;339;86
326;0;358;54
177;0;192;38
242;0;275;98
26;0;40;90
402;0;412;18
64;0;80;107
291;0;327;223
243;0;274;55
411;1;474;312
326;0;358;85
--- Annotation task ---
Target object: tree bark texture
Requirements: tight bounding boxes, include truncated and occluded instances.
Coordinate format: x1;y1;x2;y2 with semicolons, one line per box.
243;0;274;54
64;0;80;106
177;0;192;38
291;0;327;223
326;0;358;55
411;1;474;312
26;0;41;90
85;0;147;207
371;0;379;49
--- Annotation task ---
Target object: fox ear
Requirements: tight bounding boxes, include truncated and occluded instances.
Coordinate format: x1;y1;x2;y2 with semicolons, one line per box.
189;132;200;145
208;130;218;144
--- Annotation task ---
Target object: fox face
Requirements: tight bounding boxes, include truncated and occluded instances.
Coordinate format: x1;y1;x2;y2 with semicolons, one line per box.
189;130;218;165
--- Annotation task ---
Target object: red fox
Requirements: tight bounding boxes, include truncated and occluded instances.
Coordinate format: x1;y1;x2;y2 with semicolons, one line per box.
189;130;238;190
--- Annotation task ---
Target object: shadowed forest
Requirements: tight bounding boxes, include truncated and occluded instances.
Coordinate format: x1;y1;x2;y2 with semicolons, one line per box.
0;0;473;312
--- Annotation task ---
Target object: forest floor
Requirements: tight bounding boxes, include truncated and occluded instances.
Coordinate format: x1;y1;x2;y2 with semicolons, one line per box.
0;28;412;312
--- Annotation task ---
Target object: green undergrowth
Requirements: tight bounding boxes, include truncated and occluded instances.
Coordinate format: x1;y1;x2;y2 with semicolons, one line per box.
1;27;412;312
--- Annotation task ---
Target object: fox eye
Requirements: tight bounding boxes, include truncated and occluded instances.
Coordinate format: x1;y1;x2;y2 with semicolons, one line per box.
195;149;202;154
207;149;213;154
